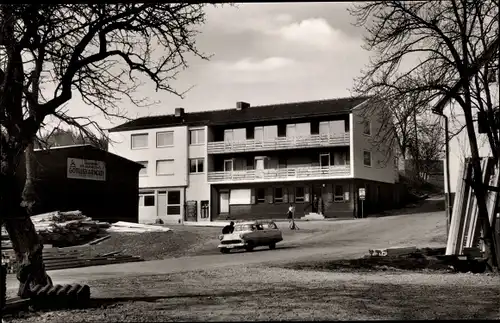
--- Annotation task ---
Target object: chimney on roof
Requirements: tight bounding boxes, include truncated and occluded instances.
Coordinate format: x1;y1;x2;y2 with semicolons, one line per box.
175;107;184;117
236;101;250;110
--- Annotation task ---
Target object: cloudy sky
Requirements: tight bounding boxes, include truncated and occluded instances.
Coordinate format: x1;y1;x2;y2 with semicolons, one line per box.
68;3;373;130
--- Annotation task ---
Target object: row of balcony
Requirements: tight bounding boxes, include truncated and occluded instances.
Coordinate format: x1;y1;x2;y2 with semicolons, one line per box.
207;165;351;183
207;133;350;154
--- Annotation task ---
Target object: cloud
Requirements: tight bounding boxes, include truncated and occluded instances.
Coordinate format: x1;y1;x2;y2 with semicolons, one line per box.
223;57;294;72
273;18;358;51
208;57;300;85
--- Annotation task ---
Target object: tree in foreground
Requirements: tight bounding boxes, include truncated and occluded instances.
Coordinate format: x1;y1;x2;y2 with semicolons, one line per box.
349;0;499;270
0;3;209;295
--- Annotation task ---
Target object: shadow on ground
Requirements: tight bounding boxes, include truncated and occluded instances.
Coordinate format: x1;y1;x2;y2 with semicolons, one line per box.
4;282;499;321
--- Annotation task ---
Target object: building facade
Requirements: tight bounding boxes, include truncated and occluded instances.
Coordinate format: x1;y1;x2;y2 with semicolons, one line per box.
15;145;143;223
108;97;398;224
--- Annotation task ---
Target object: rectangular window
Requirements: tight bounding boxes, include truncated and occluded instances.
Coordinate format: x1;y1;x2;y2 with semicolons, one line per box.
246;156;254;170
167;190;181;205
156;159;174;175
189;129;205;145
131;133;148;149
319;122;330;135
256;188;266;203
311;121;320;135
224;129;234;142
246;127;254;140
143;195;155;207
295;187;305;203
138;161;148;176
277;124;287;137
156;131;174;147
363;121;371;136
344;119;350;132
167;190;181;215
334;185;344;202
363;151;372;167
274;187;284;203
200;200;209;219
254;127;264;141
189;158;204;173
286;124;296;137
278;157;287;169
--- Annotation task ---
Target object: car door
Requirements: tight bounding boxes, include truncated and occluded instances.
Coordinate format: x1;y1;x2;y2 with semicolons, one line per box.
254;224;267;246
266;222;281;242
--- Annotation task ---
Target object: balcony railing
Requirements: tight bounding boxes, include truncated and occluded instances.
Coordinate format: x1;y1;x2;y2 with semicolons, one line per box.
207;165;351;183
207;133;350;154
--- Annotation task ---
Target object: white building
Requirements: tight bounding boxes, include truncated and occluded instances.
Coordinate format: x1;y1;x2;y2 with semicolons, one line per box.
108;97;398;224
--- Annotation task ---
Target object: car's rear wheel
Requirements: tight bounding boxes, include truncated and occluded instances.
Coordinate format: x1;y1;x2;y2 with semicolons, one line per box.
220;248;230;254
269;243;276;250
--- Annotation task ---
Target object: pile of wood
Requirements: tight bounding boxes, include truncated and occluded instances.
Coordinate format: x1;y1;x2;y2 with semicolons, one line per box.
42;246;144;271
26;210;109;247
2;242;144;273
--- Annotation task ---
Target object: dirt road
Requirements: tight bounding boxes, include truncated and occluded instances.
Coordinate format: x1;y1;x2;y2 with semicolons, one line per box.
6;211;446;297
6;211;499;321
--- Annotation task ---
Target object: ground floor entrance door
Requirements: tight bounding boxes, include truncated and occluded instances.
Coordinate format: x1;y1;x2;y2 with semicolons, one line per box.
157;191;167;221
220;191;229;214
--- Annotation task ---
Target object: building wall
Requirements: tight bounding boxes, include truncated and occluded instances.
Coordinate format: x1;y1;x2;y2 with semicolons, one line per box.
351;101;396;184
211;116;350;142
108;125;189;188
186;126;211;221
446;109;497;194
16;146;141;223
212;148;350;172
138;187;185;224
211;180;356;220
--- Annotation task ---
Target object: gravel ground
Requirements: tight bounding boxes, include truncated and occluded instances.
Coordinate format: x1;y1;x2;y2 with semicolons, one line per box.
90;226;222;260
4;266;499;322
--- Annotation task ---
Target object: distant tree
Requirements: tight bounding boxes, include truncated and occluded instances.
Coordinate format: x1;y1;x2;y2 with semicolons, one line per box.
1;3;209;295
349;0;499;270
35;127;109;150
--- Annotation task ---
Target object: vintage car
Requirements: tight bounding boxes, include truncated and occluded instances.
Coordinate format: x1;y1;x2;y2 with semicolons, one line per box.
217;220;283;253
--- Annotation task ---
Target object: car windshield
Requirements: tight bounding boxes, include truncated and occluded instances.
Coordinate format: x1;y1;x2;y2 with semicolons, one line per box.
234;224;254;232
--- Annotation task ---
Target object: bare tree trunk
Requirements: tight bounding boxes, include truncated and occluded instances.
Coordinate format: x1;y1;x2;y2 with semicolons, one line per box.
21;143;37;214
413;107;420;182
1;146;51;297
460;8;498;269
0;6;52;295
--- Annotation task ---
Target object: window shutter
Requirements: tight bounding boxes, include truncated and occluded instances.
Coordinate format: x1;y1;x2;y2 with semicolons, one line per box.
304;186;310;202
289;187;294;203
283;188;289;203
250;189;256;204
326;184;333;202
267;187;273;204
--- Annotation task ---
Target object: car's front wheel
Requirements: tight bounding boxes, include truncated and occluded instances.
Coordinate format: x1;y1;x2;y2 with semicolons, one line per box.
245;241;254;252
220;248;230;254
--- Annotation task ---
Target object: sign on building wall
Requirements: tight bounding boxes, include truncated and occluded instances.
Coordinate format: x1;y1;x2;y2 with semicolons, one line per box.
359;188;366;200
67;158;106;181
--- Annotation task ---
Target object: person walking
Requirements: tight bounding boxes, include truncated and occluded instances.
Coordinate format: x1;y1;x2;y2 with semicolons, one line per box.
222;221;235;234
287;203;299;230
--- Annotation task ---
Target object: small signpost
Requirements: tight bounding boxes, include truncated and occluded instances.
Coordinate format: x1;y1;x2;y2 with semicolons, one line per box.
359;188;366;219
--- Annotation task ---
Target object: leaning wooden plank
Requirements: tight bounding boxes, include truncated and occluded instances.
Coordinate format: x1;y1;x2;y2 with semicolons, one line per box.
446;160;471;255
464;158;491;250
100;250;123;257
468;158;496;250
87;235;111;246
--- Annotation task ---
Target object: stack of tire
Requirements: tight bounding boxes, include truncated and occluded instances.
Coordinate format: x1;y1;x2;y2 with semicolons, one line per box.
1;264;6;310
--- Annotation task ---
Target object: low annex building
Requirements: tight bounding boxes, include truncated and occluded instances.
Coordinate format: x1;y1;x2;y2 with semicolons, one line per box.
15;144;143;223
